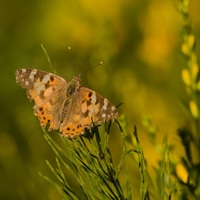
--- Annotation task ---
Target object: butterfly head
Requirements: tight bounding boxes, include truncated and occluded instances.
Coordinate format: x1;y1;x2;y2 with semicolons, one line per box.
66;74;81;97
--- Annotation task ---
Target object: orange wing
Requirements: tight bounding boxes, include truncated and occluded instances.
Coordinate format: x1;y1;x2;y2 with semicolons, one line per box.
59;87;118;138
16;69;67;130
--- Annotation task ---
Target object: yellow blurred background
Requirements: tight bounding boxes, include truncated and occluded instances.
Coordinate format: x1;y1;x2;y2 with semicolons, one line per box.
0;0;200;199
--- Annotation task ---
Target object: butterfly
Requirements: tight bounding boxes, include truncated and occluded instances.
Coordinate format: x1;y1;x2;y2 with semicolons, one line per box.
15;69;118;138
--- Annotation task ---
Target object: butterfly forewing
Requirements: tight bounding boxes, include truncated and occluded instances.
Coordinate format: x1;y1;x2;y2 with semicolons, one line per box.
16;69;67;130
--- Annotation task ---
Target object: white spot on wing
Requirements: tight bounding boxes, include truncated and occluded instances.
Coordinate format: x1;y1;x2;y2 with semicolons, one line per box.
42;74;50;84
35;84;45;95
29;70;37;82
25;81;29;86
21;69;26;73
102;98;108;110
102;113;106;118
91;92;96;104
111;106;115;111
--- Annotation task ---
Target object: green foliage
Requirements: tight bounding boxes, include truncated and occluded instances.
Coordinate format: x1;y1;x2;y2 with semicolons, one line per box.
40;123;132;199
39;119;183;200
39;120;182;199
175;0;200;199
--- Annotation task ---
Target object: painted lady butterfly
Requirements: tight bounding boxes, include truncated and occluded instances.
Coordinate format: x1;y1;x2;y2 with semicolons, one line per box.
16;69;118;138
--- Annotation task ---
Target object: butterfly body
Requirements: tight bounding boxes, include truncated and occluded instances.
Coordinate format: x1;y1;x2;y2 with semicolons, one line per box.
16;69;118;138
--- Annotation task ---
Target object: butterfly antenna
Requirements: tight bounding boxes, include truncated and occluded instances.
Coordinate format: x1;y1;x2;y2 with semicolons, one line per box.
81;61;103;76
67;46;78;76
41;44;57;74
